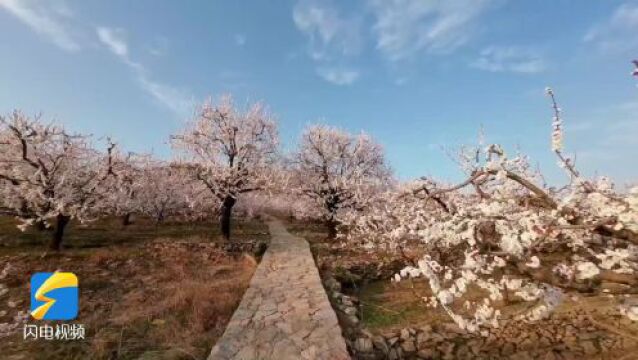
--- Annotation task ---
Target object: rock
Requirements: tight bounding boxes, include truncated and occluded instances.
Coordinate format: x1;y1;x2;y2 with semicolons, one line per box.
416;331;430;347
355;337;374;353
510;351;533;360
538;329;551;339
151;319;166;326
360;329;374;338
580;340;598;355
372;336;389;355
558;351;578;360
400;328;411;340
441;323;465;335
453;344;469;357
538;336;552;347
599;338;614;351
341;296;353;306
430;332;445;343
577;332;598;340
564;335;578;347
301;345;318;359
388;336;399;347
502;342;515;355
467;340;481;355
401;340;416;353
519;338;533;350
601;281;631;293
417;348;436;359
388;348;401;360
437;342;455;358
343;306;357;316
325;277;341;291
345;314;359;325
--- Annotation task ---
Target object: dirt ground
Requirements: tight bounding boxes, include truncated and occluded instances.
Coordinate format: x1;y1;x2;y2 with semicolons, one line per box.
0;216;269;360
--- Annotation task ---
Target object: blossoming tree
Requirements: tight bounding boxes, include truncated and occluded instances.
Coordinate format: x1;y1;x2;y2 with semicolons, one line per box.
342;89;638;330
133;161;209;223
291;125;391;237
0;111;115;250
171;96;279;240
97;142;148;226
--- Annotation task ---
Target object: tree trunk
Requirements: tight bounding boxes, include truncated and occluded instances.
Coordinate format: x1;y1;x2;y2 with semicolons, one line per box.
35;220;48;231
122;213;133;226
220;196;236;241
327;218;338;239
50;214;70;251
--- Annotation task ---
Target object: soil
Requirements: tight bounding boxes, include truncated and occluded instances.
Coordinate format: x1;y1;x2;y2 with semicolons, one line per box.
0;217;269;360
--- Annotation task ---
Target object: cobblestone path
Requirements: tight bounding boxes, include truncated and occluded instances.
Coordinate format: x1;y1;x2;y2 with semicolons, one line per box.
208;218;350;360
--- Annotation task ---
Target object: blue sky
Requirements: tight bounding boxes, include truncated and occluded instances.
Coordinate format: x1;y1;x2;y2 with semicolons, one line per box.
1;0;637;185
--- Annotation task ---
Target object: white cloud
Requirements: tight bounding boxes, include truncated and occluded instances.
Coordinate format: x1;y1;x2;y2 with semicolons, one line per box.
97;27;128;58
584;3;638;53
96;26;144;73
293;0;362;60
0;0;80;52
234;33;246;46
293;0;363;84
138;77;194;116
316;67;359;85
471;46;546;74
96;26;193;116
368;0;497;61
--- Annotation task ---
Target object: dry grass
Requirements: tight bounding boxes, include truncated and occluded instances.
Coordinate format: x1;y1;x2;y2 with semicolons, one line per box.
0;217;268;360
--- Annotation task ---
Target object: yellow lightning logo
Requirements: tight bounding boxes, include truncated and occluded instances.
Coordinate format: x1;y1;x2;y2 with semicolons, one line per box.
30;272;78;320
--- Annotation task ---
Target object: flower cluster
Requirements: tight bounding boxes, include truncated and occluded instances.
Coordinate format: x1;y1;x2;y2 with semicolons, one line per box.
340;90;638;331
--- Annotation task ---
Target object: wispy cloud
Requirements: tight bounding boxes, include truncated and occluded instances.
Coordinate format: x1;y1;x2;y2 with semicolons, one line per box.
584;2;638;53
0;0;80;52
97;27;128;58
316;67;359;85
293;0;363;85
96;26;193;116
137;77;193;116
368;0;498;61
293;0;362;60
470;46;546;74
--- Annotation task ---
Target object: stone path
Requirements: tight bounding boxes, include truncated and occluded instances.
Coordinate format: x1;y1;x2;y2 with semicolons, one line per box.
208;218;350;360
